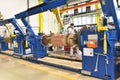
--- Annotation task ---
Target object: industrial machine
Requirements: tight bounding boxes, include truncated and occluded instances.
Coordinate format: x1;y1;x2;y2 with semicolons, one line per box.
80;0;120;80
0;14;14;51
0;0;120;80
0;0;70;59
42;0;120;79
0;18;31;56
0;17;47;58
13;0;70;58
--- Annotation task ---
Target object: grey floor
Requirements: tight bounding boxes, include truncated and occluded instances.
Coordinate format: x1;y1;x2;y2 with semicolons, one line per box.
0;54;68;80
0;53;100;80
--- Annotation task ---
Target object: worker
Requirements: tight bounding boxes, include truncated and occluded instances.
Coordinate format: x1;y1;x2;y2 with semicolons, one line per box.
67;23;75;34
67;23;81;57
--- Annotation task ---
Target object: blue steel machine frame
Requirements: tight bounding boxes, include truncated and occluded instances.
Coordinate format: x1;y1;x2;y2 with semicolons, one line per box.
0;0;119;80
81;0;120;80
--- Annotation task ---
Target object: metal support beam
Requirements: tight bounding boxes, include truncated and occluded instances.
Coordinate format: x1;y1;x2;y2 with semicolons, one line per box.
60;0;99;12
21;18;36;36
0;18;25;37
15;0;67;19
38;0;44;33
0;13;15;37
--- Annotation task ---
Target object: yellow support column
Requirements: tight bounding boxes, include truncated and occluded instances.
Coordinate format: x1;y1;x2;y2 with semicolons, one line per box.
96;4;107;55
96;4;108;32
52;7;64;29
95;4;101;32
38;0;44;33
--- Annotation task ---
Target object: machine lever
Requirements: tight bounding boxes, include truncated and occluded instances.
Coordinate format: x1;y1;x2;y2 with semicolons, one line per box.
94;54;99;72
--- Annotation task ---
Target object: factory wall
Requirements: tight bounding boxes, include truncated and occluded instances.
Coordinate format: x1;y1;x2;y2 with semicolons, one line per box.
0;0;27;27
0;0;61;35
0;0;27;18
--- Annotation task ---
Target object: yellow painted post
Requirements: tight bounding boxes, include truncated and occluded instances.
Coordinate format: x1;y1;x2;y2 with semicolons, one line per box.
95;4;101;32
52;7;64;29
103;32;107;54
38;0;44;33
96;4;107;55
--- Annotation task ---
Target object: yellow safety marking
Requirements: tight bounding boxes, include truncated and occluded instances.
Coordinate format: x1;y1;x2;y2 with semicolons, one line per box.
13;41;18;48
102;0;105;5
103;32;107;55
0;54;75;80
25;40;29;48
16;60;75;80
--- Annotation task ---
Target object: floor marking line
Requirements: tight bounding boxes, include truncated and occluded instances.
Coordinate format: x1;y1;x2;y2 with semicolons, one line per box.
0;54;76;80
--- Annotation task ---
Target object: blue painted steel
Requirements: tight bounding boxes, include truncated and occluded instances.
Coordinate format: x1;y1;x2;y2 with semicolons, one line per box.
13;0;69;58
0;18;25;37
15;0;67;19
100;0;120;38
21;18;35;37
0;18;33;56
81;0;120;80
28;34;47;58
0;36;8;51
0;18;31;55
0;0;68;59
11;18;25;37
44;0;53;3
13;35;33;56
0;1;120;79
81;28;117;80
20;18;47;58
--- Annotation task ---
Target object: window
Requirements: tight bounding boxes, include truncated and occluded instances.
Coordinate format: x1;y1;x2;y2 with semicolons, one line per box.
68;10;74;15
86;6;91;12
78;17;82;25
86;16;91;24
91;5;95;11
78;8;82;13
74;9;78;15
81;7;86;12
73;17;78;25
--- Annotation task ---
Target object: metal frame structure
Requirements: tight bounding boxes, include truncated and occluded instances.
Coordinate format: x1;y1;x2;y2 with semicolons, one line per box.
81;0;120;80
0;0;119;80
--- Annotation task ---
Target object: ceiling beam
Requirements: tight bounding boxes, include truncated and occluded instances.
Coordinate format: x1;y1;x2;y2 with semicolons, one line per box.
61;0;99;12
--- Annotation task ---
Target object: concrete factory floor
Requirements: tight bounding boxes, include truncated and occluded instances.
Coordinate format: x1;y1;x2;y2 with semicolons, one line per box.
0;53;101;80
